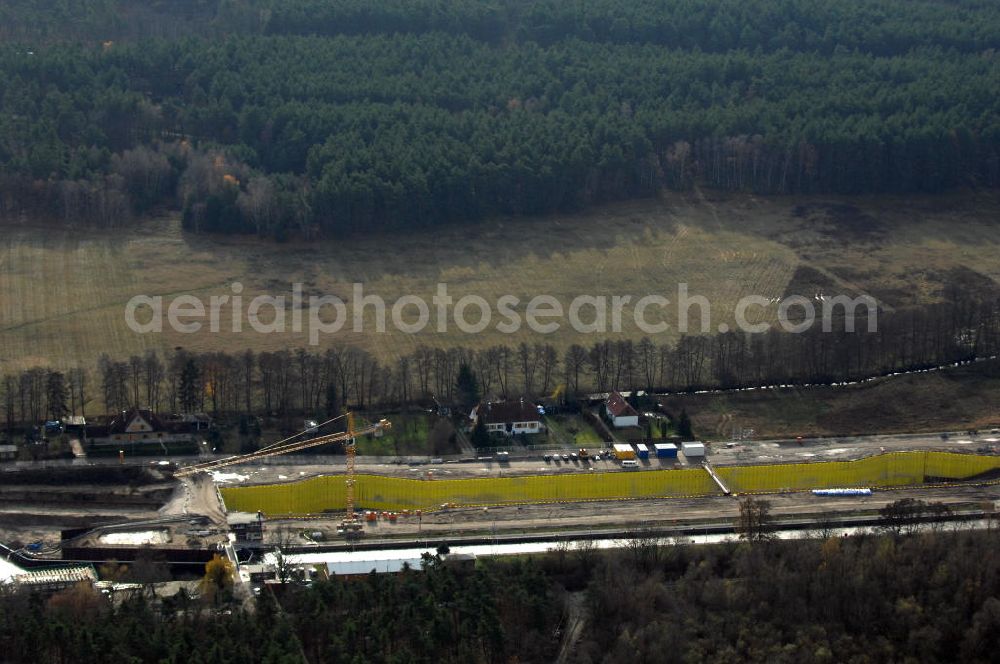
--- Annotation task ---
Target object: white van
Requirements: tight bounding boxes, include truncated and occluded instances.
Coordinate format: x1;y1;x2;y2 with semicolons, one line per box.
621;459;639;469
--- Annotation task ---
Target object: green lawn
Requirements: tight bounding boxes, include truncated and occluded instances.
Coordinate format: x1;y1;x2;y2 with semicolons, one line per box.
355;411;461;456
639;417;676;439
544;414;603;447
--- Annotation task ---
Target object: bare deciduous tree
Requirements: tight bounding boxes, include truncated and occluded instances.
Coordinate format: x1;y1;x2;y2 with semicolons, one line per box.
737;496;774;543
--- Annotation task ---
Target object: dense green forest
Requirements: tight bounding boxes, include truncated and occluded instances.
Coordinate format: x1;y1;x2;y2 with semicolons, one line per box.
3;529;1000;663
0;553;559;663
0;0;998;236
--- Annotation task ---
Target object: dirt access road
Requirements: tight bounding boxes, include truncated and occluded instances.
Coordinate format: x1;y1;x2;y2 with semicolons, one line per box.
160;474;227;526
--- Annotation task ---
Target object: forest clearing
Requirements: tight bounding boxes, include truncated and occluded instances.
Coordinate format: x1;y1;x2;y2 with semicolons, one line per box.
1;190;998;372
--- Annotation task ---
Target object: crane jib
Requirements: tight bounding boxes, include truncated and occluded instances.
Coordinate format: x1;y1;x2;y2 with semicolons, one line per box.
174;417;389;477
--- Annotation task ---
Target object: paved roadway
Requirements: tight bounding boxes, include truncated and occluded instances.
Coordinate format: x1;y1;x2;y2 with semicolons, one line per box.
709;429;1000;466
214;428;1000;486
5;428;999;485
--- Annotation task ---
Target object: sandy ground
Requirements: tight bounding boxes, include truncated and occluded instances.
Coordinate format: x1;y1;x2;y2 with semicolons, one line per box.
0;471;227;548
169;474;228;526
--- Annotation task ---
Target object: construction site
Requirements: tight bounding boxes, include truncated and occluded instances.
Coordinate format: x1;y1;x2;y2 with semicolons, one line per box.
218;446;1000;547
3;407;1000;589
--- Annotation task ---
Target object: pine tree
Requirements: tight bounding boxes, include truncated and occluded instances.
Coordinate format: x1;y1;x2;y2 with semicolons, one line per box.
455;363;480;411
678;409;693;439
471;415;489;449
179;359;201;413
325;382;338;417
45;371;68;421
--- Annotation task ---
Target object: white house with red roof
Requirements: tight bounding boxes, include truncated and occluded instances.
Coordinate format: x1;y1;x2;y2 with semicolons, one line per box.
604;391;639;428
472;400;544;436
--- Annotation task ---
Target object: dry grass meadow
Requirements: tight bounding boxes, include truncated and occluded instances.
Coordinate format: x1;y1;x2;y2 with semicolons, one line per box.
660;360;1000;438
1;190;999;372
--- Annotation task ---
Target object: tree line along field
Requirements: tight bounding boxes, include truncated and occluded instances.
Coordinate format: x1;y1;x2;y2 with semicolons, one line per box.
1;191;999;376
0;0;998;237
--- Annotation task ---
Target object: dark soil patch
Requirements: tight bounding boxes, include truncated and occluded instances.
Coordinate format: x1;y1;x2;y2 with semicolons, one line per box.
782;265;847;300
790;202;885;243
935;266;1000;301
822;204;884;238
825;264;907;308
0;466;162;486
815;399;903;432
0;487;173;507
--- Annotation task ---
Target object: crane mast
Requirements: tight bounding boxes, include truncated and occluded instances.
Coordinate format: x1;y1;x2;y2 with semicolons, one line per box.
341;411;362;535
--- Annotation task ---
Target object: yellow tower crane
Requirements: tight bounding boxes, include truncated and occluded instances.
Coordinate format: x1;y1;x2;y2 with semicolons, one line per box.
340;411;362;536
174;413;390;537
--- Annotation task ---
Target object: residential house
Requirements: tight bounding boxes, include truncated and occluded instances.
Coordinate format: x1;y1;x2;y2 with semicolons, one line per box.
605;391;639;428
473;400;545;436
63;416;86;437
85;408;211;447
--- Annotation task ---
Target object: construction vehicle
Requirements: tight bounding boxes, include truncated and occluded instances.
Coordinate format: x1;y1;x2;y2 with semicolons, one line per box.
175;412;391;539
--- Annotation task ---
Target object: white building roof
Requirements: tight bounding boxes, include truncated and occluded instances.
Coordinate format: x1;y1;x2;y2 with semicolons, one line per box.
15;565;95;586
327;557;425;576
0;557;24;584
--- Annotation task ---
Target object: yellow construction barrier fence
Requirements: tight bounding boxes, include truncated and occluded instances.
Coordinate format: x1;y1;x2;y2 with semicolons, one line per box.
219;451;1000;516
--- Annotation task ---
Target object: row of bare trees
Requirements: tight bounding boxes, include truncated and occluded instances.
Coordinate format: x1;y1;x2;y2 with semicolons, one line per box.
1;368;83;430
1;293;998;427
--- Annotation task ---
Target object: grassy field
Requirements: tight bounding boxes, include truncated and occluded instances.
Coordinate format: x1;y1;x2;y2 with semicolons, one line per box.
660;360;1000;440
354;411;460;456
543;413;604;446
1;191;999;372
212;411;458;457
